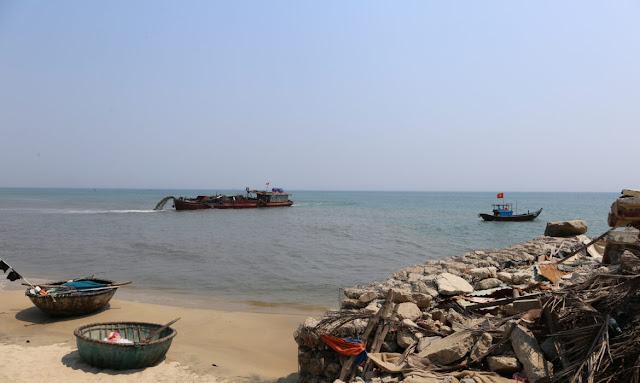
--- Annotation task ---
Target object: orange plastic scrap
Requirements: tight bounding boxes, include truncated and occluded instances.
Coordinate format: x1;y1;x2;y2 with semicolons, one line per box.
320;335;365;357
538;263;566;283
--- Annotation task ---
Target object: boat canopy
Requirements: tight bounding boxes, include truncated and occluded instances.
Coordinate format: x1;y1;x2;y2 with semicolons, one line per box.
492;203;513;217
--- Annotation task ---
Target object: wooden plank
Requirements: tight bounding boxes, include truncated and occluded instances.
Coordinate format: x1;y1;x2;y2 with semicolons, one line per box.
338;289;394;381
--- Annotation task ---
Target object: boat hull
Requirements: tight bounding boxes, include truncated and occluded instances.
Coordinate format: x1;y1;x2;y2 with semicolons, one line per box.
479;208;542;222
173;199;213;211
173;198;293;210
26;279;118;317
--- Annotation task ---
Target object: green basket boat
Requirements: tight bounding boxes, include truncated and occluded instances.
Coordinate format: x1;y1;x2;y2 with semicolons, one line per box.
74;322;177;370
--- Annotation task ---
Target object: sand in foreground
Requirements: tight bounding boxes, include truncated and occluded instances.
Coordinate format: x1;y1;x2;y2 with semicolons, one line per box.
0;290;315;382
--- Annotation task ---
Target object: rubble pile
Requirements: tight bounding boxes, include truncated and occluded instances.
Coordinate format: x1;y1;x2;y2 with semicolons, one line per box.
294;233;640;383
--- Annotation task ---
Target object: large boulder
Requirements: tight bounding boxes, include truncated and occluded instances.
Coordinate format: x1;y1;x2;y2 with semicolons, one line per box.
544;220;588;237
511;324;553;382
417;330;476;364
435;273;474;296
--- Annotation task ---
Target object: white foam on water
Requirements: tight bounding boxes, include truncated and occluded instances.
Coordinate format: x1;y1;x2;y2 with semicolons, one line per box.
0;208;163;214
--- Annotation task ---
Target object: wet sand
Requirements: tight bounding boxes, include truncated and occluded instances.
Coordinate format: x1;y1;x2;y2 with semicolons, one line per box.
0;289;318;382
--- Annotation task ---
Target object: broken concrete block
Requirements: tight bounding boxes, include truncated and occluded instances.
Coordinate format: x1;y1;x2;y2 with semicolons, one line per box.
417;330;476;365
511;324;553;382
436;272;474;296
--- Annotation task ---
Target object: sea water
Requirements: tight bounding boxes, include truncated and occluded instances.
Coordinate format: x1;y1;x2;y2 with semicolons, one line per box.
0;188;616;309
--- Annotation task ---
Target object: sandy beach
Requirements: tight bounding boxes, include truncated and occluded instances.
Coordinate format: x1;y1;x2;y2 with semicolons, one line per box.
0;289;317;383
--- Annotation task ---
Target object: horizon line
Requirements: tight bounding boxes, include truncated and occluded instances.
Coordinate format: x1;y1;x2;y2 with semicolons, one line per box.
0;186;623;194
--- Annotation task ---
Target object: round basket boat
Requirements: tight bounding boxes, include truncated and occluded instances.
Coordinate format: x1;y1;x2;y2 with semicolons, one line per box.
26;278;117;317
74;322;177;370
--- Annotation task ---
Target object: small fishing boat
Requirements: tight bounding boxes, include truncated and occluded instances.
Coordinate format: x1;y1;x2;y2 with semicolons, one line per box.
479;203;542;222
74;321;177;369
155;187;293;211
25;278;128;317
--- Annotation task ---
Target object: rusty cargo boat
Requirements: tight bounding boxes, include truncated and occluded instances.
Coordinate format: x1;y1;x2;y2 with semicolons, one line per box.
155;188;293;211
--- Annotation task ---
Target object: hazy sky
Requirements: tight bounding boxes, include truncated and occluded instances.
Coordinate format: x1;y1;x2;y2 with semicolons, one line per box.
1;1;638;191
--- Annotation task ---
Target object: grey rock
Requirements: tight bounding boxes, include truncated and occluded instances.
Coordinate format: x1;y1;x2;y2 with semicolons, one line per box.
511;324;553;382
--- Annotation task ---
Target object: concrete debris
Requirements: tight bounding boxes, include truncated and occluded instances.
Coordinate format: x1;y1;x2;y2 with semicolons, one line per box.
417;330;476;365
435;273;474;296
296;212;640;383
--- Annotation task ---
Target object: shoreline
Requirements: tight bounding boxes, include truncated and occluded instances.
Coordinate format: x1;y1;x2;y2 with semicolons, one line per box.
0;289;320;382
1;279;333;316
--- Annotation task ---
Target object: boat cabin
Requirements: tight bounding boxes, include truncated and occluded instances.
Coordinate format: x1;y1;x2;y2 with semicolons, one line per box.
246;187;293;207
492;203;513;217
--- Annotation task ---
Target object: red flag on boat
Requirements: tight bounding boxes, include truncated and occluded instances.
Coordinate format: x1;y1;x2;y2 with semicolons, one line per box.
496;192;504;199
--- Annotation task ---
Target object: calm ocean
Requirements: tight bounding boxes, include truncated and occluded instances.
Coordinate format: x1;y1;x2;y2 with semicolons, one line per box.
0;188;616;309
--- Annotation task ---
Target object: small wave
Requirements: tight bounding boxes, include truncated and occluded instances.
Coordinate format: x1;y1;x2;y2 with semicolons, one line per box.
0;208;161;214
65;209;160;214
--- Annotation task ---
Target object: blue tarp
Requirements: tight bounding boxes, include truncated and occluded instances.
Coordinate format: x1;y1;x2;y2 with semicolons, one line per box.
63;280;107;289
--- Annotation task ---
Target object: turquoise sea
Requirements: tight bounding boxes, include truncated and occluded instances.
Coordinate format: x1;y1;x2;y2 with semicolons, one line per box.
0;188;616;309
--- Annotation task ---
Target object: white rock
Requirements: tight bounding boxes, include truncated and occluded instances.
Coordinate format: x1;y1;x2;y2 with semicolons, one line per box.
436;272;474;296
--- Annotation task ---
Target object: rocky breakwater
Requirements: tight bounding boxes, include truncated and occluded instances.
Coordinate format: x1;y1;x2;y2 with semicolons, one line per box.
294;233;640;383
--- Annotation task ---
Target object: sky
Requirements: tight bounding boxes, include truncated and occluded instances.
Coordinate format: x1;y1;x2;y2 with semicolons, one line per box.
0;1;638;192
